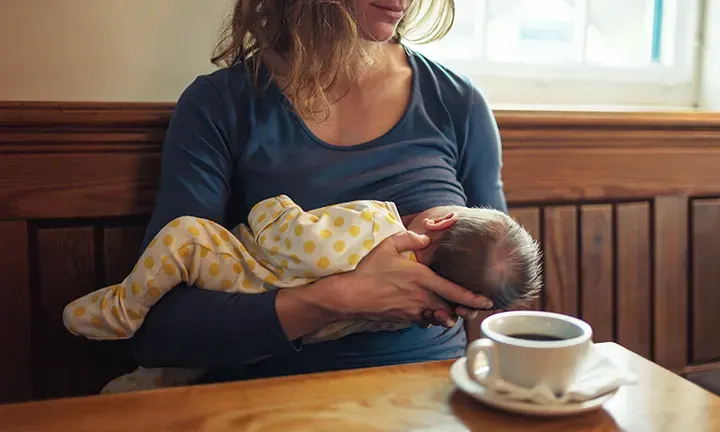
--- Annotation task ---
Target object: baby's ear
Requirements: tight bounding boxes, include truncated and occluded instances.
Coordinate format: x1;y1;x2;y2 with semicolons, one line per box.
424;212;457;232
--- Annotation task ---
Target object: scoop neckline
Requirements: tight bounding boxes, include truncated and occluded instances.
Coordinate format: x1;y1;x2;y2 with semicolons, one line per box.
267;44;419;152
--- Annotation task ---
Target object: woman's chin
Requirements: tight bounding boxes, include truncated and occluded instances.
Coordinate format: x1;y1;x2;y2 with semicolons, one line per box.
360;23;399;43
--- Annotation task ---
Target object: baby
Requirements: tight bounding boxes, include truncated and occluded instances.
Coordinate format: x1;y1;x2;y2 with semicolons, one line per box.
64;195;541;392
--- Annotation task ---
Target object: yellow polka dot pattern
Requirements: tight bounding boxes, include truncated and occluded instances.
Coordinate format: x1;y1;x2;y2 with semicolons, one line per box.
334;240;346;253
264;274;278;284
317;257;330;270
163;263;176;276
348;254;360;266
304;241;316;254
62;196;408;351
242;195;407;281
178;245;191;258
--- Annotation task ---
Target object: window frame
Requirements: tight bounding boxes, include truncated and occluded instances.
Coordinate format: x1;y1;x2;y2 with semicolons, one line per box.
408;0;703;108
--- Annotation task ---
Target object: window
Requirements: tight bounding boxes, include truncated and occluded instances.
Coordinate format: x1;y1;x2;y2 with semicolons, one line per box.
407;0;701;108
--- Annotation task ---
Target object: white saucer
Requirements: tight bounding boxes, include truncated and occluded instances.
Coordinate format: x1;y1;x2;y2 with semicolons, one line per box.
450;357;618;417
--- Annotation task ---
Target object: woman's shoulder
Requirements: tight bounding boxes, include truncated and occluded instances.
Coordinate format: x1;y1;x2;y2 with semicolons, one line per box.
405;46;484;105
165;63;265;162
177;62;257;108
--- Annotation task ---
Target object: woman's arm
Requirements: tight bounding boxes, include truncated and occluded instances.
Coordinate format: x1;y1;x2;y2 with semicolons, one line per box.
132;77;312;368
456;84;509;212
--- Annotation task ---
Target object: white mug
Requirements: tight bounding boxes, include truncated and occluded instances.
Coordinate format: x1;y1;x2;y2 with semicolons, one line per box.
466;311;593;394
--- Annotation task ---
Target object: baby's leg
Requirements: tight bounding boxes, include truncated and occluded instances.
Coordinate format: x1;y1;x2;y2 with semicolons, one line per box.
63;216;270;340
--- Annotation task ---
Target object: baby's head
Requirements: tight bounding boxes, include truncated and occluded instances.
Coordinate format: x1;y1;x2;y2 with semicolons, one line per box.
407;206;542;310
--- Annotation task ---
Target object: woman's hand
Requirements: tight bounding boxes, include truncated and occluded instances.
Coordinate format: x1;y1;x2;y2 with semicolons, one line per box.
328;231;493;326
275;231;492;341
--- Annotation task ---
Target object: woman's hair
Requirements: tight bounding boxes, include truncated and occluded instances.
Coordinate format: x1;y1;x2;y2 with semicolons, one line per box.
211;0;455;120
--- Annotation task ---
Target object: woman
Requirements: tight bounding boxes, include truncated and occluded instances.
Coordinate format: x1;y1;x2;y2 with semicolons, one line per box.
131;0;506;381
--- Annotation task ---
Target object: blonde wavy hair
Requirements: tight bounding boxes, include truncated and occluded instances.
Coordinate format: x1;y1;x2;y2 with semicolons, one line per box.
212;0;455;119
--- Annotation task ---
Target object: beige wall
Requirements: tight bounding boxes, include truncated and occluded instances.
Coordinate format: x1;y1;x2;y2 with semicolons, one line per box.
0;1;229;102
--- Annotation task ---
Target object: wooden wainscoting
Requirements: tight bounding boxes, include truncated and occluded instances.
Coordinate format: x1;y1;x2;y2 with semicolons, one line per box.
1;102;720;403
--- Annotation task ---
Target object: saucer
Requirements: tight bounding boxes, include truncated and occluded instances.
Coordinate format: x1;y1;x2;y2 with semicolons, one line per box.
450;357;618;417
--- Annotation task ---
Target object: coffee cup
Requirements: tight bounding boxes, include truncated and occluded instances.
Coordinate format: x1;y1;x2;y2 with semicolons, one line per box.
466;311;592;394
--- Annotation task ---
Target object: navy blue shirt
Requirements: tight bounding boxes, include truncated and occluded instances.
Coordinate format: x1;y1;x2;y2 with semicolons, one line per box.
131;47;507;379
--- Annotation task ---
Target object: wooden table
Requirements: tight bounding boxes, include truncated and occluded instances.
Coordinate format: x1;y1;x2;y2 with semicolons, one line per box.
1;343;718;431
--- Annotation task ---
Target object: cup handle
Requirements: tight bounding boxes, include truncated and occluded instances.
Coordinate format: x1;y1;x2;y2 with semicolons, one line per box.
466;338;500;387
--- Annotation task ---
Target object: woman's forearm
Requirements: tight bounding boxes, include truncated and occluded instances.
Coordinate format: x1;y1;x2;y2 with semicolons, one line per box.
131;284;304;368
275;275;349;340
131;276;350;368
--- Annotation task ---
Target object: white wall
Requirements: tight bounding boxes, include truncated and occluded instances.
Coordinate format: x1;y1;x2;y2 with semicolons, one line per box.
0;1;229;102
700;0;720;109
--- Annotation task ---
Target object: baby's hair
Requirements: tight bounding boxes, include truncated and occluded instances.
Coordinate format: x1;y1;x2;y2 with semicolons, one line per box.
429;207;542;310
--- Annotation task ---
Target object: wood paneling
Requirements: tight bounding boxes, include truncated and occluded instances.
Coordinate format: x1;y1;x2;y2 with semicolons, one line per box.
0;153;160;219
103;225;145;285
36;227;99;398
503;147;720;202
654;196;689;371
615;202;652;359
691;199;720;363
0;102;164;220
3;104;720;217
0;221;33;402
2;102;720;402
509;207;542;310
580;205;614;343
34;226;135;399
543;206;578;317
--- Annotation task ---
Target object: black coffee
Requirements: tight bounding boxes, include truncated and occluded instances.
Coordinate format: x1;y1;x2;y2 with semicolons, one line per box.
506;333;565;342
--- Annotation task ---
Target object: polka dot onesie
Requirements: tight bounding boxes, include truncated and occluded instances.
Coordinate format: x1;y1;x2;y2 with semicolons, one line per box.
63;194;415;345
